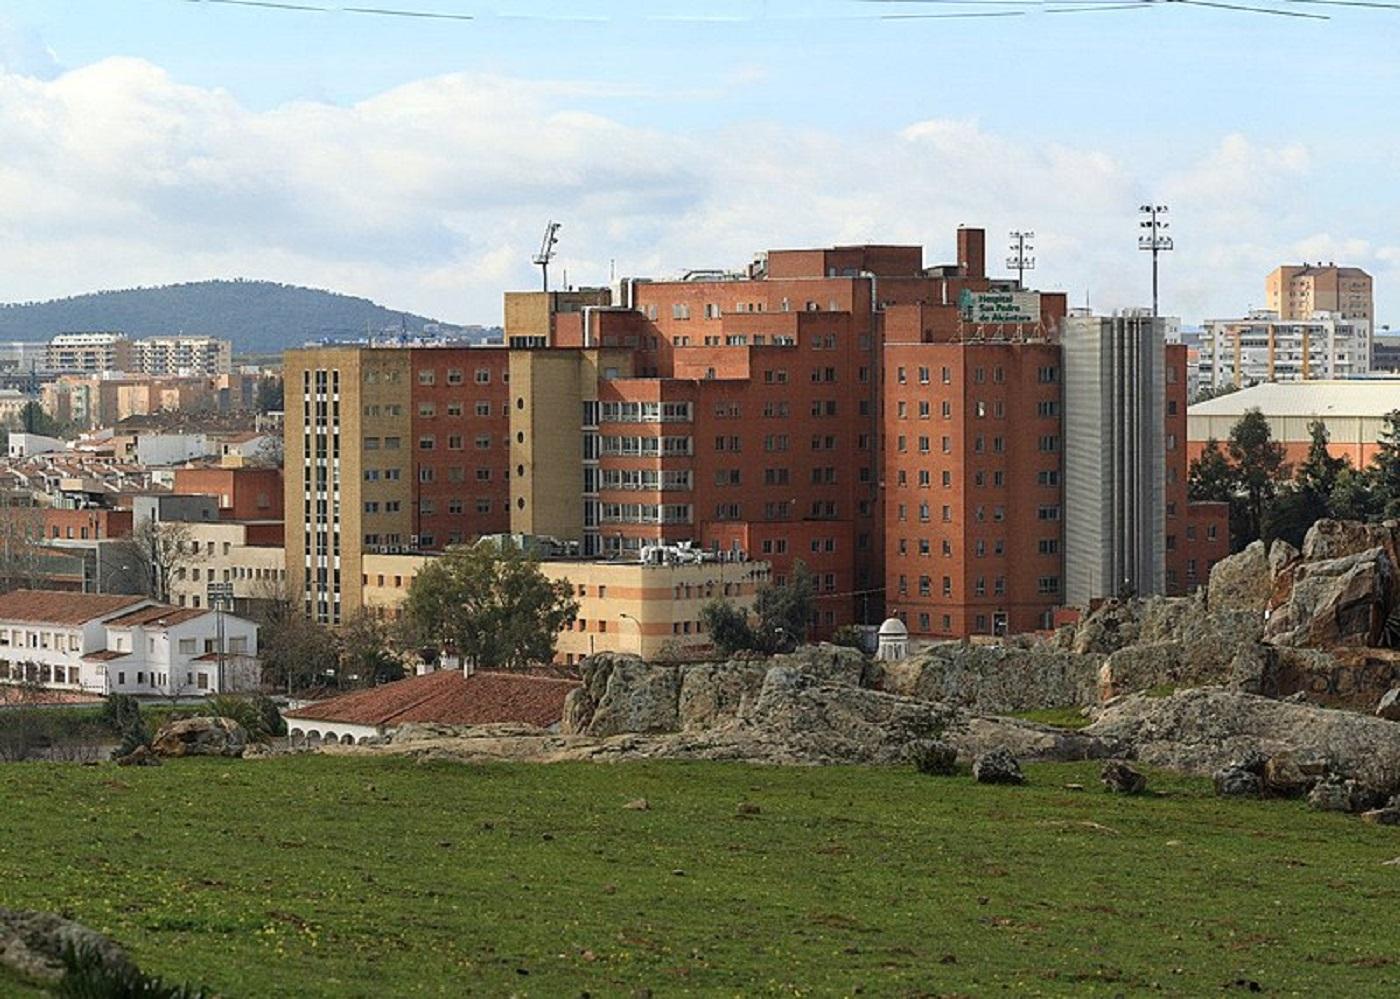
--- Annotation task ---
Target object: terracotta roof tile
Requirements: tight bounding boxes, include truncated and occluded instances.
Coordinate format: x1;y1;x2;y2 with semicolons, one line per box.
285;669;579;729
0;589;148;626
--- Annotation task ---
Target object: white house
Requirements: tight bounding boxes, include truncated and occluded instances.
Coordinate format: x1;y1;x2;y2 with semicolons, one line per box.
7;433;65;459
0;589;259;698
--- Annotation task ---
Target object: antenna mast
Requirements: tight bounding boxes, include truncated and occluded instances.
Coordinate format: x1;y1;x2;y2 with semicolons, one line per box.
533;221;561;292
1007;230;1035;288
1138;205;1173;318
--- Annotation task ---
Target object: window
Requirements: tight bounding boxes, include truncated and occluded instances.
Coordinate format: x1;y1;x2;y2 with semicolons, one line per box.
419;436;435;450
418;369;435;385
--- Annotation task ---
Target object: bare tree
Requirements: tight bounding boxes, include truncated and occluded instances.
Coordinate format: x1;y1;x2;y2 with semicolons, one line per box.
0;504;47;594
113;517;193;604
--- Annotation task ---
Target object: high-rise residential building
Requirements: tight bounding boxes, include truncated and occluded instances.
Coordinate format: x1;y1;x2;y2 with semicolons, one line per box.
46;332;134;374
133;336;232;376
1062;315;1167;606
1200;311;1371;388
1267;263;1373;325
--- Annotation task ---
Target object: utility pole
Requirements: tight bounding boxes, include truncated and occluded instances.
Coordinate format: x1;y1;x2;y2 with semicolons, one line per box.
1007;230;1035;288
1138;204;1173;318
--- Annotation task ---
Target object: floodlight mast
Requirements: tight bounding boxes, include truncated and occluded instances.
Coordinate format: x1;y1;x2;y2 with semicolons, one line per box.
1007;230;1035;288
1138;204;1173;318
533;221;561;292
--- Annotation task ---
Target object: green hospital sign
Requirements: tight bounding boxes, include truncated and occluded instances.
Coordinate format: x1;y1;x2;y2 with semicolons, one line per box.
958;289;1040;325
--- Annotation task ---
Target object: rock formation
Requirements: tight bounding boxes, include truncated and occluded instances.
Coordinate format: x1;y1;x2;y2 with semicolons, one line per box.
151;716;248;758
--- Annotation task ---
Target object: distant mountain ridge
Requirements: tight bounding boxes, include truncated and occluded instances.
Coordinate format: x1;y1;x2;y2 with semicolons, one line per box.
0;280;497;356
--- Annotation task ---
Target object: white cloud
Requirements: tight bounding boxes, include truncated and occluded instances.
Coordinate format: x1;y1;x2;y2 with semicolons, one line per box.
0;57;1388;329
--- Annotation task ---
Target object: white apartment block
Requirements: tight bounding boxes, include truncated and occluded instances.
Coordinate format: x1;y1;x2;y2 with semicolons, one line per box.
1200;311;1371;389
0;590;259;698
133;336;233;377
46;333;133;374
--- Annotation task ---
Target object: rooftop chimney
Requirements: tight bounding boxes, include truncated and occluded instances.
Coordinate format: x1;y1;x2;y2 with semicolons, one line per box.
957;227;986;280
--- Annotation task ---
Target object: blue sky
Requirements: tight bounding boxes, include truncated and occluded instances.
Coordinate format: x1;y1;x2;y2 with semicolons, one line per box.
3;0;1399;325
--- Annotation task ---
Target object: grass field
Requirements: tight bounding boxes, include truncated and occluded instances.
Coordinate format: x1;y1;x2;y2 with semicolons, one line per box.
2;756;1398;997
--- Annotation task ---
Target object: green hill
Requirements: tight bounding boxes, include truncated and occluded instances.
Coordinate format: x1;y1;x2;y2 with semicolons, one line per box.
0;280;499;357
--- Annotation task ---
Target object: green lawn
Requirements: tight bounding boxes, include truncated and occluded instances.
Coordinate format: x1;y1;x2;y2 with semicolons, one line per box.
2;757;1397;997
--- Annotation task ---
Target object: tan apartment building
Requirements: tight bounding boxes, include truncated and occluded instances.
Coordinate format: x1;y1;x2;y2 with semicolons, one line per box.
1267;263;1373;325
359;550;767;663
167;520;287;615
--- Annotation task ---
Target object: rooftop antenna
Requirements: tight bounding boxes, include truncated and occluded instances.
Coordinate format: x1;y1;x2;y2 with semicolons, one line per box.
533;221;561;292
1007;230;1035;288
1138;204;1173;318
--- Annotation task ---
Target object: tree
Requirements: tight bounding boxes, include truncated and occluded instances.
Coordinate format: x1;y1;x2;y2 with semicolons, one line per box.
1370;410;1400;518
254;375;284;414
255;602;340;694
112;518;192;604
1265;420;1351;548
339;611;404;686
700;598;757;656
1296;419;1349;501
1191;381;1242;405
1187;437;1237;504
0;504;46;593
404;541;578;670
1330;466;1381;522
16;401;64;438
1227;409;1289;547
752;560;816;653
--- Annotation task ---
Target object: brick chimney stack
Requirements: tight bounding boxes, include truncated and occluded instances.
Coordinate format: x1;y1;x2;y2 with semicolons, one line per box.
957;226;986;280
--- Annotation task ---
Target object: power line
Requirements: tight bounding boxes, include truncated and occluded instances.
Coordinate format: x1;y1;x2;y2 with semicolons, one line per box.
168;0;1381;22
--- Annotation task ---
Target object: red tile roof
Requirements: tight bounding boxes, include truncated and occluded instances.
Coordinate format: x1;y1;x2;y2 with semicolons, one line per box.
0;590;147;626
285;669;579;730
105;605;208;628
82;649;130;661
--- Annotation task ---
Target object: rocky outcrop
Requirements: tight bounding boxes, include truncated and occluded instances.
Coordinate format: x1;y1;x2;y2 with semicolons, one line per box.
972;747;1024;785
0;909;134;986
1100;760;1147;794
908;740;957;775
880;642;1100;713
1378;688;1400;721
677;662;768;731
1085;687;1400;791
565;645;870;738
150;716;247;758
1208;540;1272;613
1264;547;1393;648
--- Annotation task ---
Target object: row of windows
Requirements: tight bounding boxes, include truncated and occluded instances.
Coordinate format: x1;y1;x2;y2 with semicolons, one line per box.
599;469;693;491
599;436;694;456
897;575;1060;597
599;401;693;423
416;368;503;386
894;503;1060;523
895;537;1059;557
418;435;505;451
599;503;694;524
414;401;501;418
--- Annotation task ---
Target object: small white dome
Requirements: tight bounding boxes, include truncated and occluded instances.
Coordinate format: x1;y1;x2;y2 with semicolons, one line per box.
877;617;908;637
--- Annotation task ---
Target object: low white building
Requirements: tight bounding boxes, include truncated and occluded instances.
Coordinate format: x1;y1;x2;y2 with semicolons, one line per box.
7;433;65;459
0;589;259;698
134;433;214;467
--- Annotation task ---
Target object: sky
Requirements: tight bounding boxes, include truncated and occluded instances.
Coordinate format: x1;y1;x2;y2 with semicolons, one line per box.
2;0;1400;328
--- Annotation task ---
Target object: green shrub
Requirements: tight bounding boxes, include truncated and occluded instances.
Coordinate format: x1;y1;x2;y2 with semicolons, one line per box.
57;942;208;999
98;694;142;735
206;693;285;742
